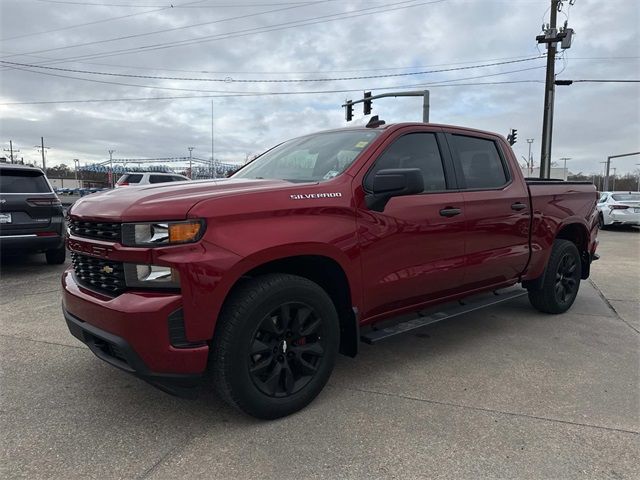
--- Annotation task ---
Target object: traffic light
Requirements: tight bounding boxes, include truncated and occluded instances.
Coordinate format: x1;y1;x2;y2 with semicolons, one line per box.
507;128;518;146
345;100;353;122
363;91;372;115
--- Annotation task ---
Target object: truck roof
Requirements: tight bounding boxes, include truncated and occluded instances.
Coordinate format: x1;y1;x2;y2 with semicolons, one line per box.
316;122;506;139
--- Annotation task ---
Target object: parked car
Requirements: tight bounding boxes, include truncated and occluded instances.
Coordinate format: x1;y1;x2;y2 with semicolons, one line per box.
115;172;190;188
0;164;66;264
62;122;598;419
597;191;640;228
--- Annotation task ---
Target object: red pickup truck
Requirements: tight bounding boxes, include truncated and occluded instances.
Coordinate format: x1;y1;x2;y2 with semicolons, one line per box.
62;122;598;419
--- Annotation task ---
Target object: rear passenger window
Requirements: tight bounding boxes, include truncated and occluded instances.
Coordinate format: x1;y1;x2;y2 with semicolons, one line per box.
149;175;173;184
450;135;508;189
365;133;446;192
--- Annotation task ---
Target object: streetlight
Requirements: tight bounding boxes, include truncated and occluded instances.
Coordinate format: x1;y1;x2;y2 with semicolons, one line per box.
73;159;80;187
188;147;194;179
108;149;115;188
526;139;534;175
559;157;571;180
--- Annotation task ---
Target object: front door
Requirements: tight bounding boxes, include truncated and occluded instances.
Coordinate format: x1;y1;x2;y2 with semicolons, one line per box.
356;129;467;321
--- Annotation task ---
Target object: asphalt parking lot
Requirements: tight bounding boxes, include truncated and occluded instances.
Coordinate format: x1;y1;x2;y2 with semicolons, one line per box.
1;229;638;480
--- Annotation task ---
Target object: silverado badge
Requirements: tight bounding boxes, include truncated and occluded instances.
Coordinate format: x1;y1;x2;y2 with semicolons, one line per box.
100;265;114;274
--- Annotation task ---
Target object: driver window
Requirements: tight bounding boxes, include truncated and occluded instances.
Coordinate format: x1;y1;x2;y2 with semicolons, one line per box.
364;133;446;192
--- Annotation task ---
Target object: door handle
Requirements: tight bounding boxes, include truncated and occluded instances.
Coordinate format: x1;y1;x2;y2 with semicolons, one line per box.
511;202;527;211
439;207;462;217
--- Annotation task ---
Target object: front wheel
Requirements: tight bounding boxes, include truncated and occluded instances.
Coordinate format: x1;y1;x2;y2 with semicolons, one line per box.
210;273;339;419
527;239;582;314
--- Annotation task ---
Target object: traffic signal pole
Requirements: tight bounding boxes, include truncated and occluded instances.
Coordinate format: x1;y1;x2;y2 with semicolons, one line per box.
343;90;430;123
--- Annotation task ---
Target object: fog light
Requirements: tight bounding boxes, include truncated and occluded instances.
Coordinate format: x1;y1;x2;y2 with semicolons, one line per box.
124;264;180;289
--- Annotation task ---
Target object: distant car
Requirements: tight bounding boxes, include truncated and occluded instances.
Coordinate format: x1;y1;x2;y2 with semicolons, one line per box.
115;172;190;188
597;191;640;228
0;164;66;264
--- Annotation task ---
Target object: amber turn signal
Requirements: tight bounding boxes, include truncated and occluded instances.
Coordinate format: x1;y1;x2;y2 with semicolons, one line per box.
168;221;202;243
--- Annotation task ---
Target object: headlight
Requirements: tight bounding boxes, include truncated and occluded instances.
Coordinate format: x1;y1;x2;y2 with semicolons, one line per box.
122;220;205;247
124;264;180;289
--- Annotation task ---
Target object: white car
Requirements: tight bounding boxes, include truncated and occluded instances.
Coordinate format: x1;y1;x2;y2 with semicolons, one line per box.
115;172;190;188
597;191;640;228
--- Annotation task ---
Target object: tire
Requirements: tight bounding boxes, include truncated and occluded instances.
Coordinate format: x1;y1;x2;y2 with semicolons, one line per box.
45;244;66;265
210;273;340;419
527;239;582;314
598;213;608;230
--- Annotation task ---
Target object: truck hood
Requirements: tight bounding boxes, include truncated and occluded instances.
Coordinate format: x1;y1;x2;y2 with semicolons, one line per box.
69;178;304;221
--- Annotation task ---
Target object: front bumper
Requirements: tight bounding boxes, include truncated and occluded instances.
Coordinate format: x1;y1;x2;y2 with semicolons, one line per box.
62;270;209;397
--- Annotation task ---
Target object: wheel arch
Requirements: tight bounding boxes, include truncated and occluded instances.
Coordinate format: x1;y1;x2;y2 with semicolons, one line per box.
213;248;360;358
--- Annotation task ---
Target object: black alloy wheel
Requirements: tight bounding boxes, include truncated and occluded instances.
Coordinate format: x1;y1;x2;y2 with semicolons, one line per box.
249;302;325;398
554;253;579;304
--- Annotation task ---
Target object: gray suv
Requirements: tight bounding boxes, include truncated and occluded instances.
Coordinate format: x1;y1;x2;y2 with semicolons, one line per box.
0;164;66;264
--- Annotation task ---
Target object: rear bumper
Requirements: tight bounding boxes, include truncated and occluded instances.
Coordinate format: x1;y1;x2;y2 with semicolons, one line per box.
62;269;209;397
0;234;63;252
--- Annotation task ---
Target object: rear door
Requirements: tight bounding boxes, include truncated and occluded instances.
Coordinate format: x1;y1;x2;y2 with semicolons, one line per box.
0;168;61;235
445;131;530;289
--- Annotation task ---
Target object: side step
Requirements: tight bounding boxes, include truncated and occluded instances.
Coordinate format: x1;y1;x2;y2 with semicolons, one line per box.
360;287;528;345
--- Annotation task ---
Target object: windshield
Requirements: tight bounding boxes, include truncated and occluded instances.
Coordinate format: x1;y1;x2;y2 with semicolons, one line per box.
232;130;380;183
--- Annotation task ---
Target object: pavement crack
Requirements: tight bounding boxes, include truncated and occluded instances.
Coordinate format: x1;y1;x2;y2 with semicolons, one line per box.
137;435;193;479
588;279;640;335
0;333;86;350
339;385;640;436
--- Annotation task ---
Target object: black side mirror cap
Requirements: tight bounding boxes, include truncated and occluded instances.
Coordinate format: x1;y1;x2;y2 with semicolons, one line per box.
366;168;424;212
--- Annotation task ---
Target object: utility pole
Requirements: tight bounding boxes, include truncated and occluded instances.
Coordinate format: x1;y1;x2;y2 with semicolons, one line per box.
108;149;115;188
635;164;640;192
3;141;20;163
188;147;194;179
34;137;50;171
559;157;571;180
603;152;640;190
526;138;534;174
536;0;575;178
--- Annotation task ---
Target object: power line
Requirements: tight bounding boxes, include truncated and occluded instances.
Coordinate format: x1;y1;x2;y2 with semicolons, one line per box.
1;0;336;58
4;0;446;67
0;80;543;106
0;0;209;42
35;0;330;7
0;56;544;83
6;59;545;95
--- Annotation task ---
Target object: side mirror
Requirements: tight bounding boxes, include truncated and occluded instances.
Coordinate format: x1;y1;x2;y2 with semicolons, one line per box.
365;168;424;212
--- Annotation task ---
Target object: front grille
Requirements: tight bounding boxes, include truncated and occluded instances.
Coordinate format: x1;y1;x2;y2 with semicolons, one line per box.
71;252;126;296
68;218;121;242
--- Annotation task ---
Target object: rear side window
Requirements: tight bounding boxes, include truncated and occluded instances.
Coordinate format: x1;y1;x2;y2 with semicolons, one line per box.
598;193;608;203
0;170;51;193
365;133;447;192
149;175;175;184
450;135;508;189
118;174;143;184
172;176;186;182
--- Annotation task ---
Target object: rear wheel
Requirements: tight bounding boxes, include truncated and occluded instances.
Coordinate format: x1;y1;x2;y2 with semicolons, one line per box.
45;244;66;265
598;213;607;229
528;239;582;314
210;273;339;419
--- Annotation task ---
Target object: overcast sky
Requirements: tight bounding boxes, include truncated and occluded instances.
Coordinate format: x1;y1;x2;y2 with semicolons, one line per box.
0;0;638;175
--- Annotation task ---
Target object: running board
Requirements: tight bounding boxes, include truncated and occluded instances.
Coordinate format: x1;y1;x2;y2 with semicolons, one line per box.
360;287;527;345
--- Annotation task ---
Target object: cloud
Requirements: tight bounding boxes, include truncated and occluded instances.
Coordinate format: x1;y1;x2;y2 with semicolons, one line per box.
0;0;638;174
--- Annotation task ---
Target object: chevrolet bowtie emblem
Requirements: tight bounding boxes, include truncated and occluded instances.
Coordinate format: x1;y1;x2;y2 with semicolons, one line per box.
101;265;114;274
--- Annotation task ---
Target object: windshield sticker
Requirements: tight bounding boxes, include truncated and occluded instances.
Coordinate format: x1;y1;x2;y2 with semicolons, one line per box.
290;193;342;200
354;141;369;148
323;170;340;180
